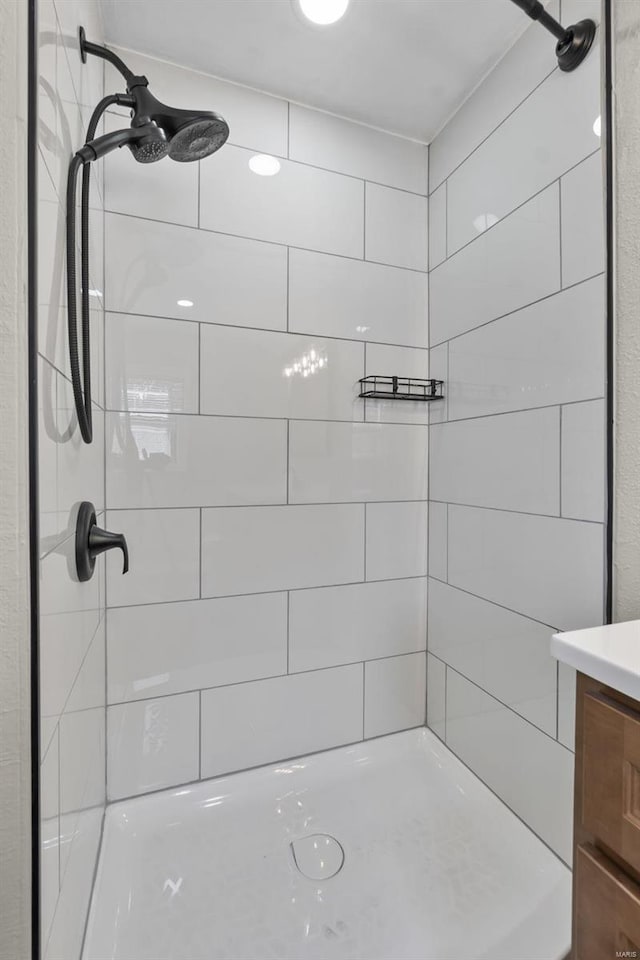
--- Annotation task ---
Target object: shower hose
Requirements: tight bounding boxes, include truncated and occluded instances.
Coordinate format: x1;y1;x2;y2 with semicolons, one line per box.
66;93;129;443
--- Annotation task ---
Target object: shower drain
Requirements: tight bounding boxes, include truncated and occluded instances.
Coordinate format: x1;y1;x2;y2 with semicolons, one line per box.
290;834;345;880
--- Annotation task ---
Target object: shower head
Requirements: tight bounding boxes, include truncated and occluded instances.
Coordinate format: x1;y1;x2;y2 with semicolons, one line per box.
128;84;230;162
77;32;231;162
75;123;169;164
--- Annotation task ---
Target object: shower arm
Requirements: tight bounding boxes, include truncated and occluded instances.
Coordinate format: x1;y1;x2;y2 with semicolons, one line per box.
78;26;141;87
508;0;596;71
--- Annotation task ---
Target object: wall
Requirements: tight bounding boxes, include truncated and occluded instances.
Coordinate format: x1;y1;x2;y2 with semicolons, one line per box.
0;0;32;955
37;0;107;956
102;49;430;800
425;0;605;865
612;0;640;621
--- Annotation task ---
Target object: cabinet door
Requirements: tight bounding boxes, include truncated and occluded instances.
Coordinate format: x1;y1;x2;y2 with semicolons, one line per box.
582;690;640;874
575;844;640;959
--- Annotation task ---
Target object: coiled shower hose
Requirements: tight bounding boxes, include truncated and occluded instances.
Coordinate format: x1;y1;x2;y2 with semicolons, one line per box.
66;93;131;443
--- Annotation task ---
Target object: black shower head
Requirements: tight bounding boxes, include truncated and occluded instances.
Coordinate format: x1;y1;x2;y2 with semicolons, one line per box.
128;84;229;162
77;32;231;163
76;123;169;164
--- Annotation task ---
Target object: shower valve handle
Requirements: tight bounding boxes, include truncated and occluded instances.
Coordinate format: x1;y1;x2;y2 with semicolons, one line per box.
76;501;129;582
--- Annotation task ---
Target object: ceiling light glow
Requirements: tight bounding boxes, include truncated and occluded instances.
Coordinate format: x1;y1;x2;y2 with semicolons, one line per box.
177;299;194;307
298;0;350;26
249;154;281;176
593;115;601;137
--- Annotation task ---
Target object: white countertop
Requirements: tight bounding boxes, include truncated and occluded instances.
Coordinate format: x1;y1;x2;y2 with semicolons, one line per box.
551;620;640;701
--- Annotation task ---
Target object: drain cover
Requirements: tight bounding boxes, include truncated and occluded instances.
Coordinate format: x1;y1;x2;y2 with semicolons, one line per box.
290;834;345;880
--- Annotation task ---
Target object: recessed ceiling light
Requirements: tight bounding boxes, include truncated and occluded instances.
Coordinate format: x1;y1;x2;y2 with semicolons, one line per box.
249;154;281;176
297;0;350;26
593;115;601;137
177;299;194;307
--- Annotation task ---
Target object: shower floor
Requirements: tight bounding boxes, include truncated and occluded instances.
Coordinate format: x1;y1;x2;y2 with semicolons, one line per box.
83;729;570;960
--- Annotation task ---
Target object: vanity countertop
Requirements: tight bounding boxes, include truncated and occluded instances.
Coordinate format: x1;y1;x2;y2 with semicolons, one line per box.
551;620;640;700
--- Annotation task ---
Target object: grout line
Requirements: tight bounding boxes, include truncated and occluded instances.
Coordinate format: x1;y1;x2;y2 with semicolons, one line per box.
286;101;290;159
198;508;203;599
429;497;604;526
106;496;443;513
197;323;201;414
363;502;367;581
444;178;448;259
441;662;571;753
444;664;447;742
286;246;290;331
106;649;428;707
559;405;563;517
556;660;560;742
362;661;366;739
428;63;560;195
104;410;431;426
558;174;564;289
198;690;202;779
103;308;429;353
197;160;201;228
286;591;290;674
286;420;290;504
427;575;559;631
103;209;430;276
445;503;449;583
431;150;600;270
106;574;428;612
363;180;367;260
429;270;606;350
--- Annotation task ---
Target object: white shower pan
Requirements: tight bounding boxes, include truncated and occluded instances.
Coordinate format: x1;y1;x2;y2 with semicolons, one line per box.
83;729;570;960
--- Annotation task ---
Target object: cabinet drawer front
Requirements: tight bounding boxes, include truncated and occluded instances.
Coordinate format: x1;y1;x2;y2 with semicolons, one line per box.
575;844;640;959
582;690;640;873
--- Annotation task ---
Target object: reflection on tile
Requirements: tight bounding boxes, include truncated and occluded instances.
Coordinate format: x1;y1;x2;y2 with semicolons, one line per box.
105;313;199;413
107;593;287;702
429;2;559;190
107;693;200;800
428;579;556;735
105;214;287;330
364;653;426;738
200;144;364;257
200;325;364;421
365;183;428;271
200;665;363;777
289;421;428;503
201;504;364;597
289;578;427;671
445;668;574;862
430;185;561;345
446;52;600;254
289;247;428;347
106;413;287;508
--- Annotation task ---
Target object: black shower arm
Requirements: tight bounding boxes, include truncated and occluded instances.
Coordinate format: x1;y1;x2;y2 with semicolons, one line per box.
509;0;567;42
78;27;145;89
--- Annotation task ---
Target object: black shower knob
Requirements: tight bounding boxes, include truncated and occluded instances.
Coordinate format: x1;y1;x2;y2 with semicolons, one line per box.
75;501;129;583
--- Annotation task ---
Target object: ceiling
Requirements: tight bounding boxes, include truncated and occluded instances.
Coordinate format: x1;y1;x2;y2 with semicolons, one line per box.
99;0;530;142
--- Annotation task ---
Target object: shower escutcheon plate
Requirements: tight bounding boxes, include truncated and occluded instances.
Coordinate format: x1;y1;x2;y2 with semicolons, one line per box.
290;834;345;880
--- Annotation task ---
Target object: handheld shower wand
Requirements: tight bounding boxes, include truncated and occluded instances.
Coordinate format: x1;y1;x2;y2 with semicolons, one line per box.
66;31;230;443
508;0;596;72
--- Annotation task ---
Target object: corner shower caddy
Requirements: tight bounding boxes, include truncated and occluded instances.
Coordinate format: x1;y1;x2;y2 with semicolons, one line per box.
358;376;444;402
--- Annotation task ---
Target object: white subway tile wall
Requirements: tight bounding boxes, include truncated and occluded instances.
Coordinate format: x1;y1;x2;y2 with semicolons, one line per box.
103;48;430;801
37;0;107;956
426;8;605;864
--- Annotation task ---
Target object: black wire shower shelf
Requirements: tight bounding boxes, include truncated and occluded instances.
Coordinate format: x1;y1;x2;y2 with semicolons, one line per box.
358;376;444;402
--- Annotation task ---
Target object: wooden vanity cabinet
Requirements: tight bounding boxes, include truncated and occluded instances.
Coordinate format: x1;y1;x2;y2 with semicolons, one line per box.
573;671;640;958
